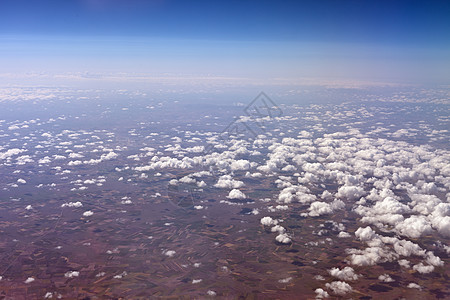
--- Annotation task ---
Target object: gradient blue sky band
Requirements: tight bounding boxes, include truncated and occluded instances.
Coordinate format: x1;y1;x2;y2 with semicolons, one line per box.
1;0;449;84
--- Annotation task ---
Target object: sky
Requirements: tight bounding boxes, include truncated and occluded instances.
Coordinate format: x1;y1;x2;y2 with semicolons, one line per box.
0;0;449;85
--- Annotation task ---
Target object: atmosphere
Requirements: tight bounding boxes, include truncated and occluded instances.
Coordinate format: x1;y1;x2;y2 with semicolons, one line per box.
1;0;449;84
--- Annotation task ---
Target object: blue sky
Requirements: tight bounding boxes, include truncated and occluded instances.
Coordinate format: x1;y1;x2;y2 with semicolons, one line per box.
1;0;449;85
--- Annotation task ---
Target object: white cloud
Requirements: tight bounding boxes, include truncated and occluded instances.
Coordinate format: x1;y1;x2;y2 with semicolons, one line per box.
163;250;176;257
278;277;292;283
315;288;330;299
82;210;94;217
271;225;286;233
395;215;433;239
407;282;422;290
398;259;410;268
355;226;376;242
338;231;351;238
328;266;360;281
24;277;35;284
64;271;79;278
412;263;434;274
0;148;25;160
378;274;394;282
101;152;118;160
230;159;251;171
260;216;278;226
336;185;365;200
227;189;246;199
275;233;292;244
325;281;353;296
214;175;244;189
307;201;332;217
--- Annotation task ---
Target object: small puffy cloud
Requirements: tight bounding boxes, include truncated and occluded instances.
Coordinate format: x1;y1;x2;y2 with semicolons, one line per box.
64;271;80;278
306;199;345;217
278;277;292;283
407;282;422;290
8;125;20;130
307;202;332;217
398;259;410;268
372;197;410;215
69;152;84;159
328;266;360;281
338;231;351;238
192;279;202;284
378;274;394;282
315;288;330;299
325;281;353;296
82;210;94;217
24;277;35;284
230;159;251;171
206;290;217;296
271;225;286;233
260;216;278;226
62;201;83;208
214;175;244;189
227;189;246;199
68;160;83;166
346;246;396;266
163;250;176;257
0;148;25;160
395;215;433;239
412;263;434;274
392;239;425;257
38;157;51;164
101;152;118;160
425;251;444;267
275;233;292;244
336;185;365;200
25;205;32;210
355;226;377;242
17;178;26;184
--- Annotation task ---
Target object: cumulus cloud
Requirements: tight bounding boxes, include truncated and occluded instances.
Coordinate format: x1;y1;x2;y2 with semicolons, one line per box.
307;201;332;217
395;215;433;239
346;246;397;266
378;274;394;282
260;216;278;226
162;250;176;257
315;288;329;299
227;189;246;199
355;226;377;242
325;281;353;296
0;148;26;160
275;233;292;244
328;266;360;281
214;175;245;189
24;277;35;284
64;271;80;278
413;263;434;274
338;231;351;238
336;185;365;200
398;259;411;268
407;282;422;290
82;210;94;217
230;159;251;171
